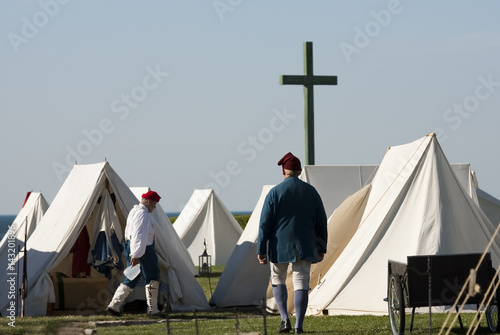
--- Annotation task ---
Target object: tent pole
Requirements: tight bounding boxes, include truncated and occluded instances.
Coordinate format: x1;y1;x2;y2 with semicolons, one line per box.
21;216;28;317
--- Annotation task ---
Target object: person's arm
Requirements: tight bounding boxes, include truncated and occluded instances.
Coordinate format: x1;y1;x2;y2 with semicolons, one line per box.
129;210;151;261
256;193;274;264
315;194;328;259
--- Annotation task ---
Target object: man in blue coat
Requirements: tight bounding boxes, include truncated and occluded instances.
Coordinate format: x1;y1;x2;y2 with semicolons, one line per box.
257;152;328;334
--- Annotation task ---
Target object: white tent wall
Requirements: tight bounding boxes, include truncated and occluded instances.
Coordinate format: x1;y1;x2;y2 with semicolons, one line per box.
300;164;500;244
477;188;500;228
299;166;376;218
174;189;243;266
130;187;197;276
210;185;274;308
306;134;500;316
0;162;209;316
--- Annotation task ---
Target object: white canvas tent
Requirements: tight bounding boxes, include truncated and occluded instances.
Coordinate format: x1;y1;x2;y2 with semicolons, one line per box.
0;192;49;295
211;134;500;314
210;185;274;307
307;134;500;315
130;187;197;276
0;162;209;316
0;191;49;254
0;192;49;247
174;189;243;266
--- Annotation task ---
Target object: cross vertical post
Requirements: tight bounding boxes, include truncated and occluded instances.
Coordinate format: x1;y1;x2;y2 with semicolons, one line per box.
280;41;338;165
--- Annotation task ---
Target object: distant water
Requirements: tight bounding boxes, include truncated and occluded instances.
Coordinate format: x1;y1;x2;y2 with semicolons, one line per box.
0;215;16;238
167;211;251;218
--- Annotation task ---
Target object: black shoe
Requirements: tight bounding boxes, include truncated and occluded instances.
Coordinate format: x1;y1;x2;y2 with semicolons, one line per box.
278;319;292;333
106;307;122;317
147;311;165;318
294;328;303;334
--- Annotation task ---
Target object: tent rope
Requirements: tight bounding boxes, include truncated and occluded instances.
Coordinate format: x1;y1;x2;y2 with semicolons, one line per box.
438;219;500;335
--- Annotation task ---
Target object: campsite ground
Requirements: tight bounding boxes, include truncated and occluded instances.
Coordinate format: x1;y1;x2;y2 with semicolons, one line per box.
2;266;497;334
1;216;497;334
1;308;497;334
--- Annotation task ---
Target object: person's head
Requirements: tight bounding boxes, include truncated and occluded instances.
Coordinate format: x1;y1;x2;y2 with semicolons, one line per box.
277;152;302;178
141;190;161;213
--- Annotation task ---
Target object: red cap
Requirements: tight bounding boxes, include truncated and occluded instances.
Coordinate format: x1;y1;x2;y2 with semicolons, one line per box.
142;191;161;202
277;152;301;171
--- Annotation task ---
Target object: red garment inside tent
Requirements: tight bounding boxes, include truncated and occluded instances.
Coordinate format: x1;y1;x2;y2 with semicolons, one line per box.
70;226;91;277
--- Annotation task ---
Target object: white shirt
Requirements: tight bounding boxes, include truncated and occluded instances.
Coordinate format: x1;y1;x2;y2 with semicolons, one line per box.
124;203;155;258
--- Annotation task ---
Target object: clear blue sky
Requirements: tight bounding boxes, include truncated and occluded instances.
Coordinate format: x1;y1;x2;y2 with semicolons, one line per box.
1;1;499;215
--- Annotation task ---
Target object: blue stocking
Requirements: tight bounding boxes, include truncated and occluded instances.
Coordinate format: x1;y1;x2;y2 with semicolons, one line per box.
272;284;288;320
294;289;308;329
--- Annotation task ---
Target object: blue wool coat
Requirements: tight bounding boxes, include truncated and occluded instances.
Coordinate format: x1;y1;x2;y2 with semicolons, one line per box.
256;176;328;264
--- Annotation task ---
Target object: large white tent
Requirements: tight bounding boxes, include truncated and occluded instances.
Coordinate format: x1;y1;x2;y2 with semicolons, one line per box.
210;134;500;315
0;162;209;316
307;134;500;315
174;189;243;266
129;187;197;276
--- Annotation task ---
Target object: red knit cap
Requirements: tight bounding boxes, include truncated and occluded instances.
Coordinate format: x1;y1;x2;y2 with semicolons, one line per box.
142;191;161;202
277;152;302;172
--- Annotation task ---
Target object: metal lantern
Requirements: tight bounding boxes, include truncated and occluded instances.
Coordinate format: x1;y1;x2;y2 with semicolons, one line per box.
198;238;211;273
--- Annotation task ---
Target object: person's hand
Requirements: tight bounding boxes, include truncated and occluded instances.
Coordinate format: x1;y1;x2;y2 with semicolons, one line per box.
258;254;268;265
130;257;140;266
318;253;324;262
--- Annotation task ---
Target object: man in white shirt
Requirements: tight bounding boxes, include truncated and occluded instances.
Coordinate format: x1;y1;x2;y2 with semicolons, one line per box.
107;190;163;317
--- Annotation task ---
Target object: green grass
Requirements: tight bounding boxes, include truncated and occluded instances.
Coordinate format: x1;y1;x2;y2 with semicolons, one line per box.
0;311;496;334
2;215;496;334
196;264;224;302
233;214;251;230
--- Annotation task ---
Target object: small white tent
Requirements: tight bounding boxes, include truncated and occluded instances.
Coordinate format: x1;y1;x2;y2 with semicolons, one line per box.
130;187;197;276
0;192;49;253
0;162;209;316
0;192;49;293
307;134;500;315
7;192;49;239
174;189;243;266
210;185;274;307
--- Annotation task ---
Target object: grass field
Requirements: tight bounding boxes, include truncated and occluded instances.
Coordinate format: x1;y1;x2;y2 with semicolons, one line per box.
1;265;497;335
1;306;497;334
1;215;497;334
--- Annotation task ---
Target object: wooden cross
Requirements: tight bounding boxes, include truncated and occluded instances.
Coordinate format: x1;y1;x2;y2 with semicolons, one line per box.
280;41;337;165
